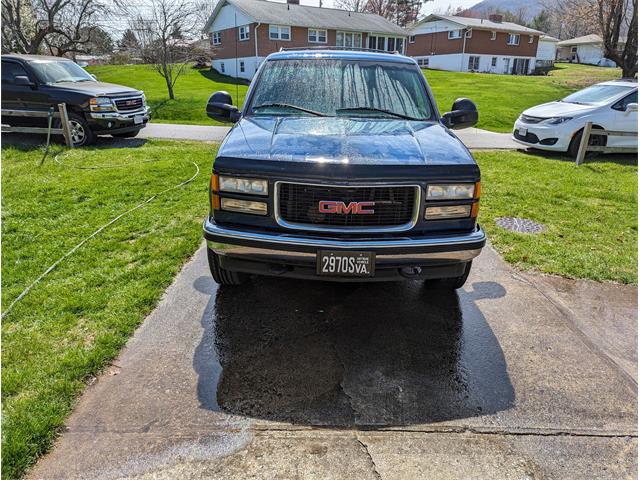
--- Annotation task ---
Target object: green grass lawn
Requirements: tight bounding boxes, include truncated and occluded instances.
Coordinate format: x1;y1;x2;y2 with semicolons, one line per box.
88;63;621;131
2;140;215;479
87;64;249;126
426;63;622;132
475;151;637;284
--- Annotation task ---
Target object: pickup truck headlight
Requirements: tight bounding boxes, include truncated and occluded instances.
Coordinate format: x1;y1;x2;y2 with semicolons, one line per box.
89;97;116;112
425;205;471;220
221;198;267;215
427;184;475;200
219;176;268;196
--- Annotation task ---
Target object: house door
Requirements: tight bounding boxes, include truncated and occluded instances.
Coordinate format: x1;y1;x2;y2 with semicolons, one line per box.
511;58;529;75
503;58;510;74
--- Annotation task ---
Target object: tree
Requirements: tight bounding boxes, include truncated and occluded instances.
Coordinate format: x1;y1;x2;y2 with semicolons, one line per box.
336;0;429;26
334;0;367;12
530;9;553;32
119;28;140;53
1;0;105;55
116;0;208;99
598;0;637;77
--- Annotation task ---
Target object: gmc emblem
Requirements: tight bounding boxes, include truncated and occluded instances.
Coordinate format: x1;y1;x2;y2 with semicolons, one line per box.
319;200;375;215
125;100;138;106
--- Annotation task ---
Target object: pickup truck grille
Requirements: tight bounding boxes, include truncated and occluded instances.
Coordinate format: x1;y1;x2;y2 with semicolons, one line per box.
114;96;143;112
277;182;418;231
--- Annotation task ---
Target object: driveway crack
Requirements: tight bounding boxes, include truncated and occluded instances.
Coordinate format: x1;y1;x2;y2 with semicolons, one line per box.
356;434;382;480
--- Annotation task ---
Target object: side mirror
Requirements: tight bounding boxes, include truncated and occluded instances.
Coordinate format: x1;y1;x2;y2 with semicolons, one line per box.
206;90;240;123
626;102;637;113
14;75;35;88
441;98;478;130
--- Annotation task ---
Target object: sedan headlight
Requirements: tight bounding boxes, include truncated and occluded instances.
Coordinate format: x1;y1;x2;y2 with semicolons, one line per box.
545;116;573;125
219;176;268;196
427;184;475;200
89;97;115;112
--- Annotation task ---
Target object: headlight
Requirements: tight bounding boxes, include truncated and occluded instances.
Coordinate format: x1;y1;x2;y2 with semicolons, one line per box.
427;184;475;200
141;92;147;105
546;116;573;124
89;97;115;112
219;176;268;196
221;198;268;215
425;205;471;220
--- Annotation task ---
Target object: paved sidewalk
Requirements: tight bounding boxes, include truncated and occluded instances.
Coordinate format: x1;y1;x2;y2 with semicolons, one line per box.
139;123;521;150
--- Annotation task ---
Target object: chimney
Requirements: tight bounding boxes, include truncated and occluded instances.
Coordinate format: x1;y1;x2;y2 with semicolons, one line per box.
287;0;299;4
489;14;503;23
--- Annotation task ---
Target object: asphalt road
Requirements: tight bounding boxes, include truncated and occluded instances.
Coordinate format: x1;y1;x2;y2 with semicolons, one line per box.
30;245;637;479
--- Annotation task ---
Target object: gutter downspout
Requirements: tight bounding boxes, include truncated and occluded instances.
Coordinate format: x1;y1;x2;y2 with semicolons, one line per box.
460;27;470;71
254;22;262;75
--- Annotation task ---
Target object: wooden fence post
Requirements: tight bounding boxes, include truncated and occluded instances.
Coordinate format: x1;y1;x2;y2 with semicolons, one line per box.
58;103;73;148
575;121;592;166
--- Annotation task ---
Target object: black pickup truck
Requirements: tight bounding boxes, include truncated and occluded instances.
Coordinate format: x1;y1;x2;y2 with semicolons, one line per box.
1;54;150;146
204;50;485;288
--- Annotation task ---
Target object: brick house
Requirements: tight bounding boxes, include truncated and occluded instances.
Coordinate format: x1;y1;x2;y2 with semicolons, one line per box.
204;0;408;80
406;14;545;75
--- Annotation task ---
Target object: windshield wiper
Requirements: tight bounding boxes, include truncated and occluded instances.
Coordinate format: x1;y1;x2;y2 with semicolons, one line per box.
336;107;423;121
253;103;326;116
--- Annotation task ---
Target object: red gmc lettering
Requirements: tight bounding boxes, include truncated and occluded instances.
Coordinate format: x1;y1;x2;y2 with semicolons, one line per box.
318;201;375;215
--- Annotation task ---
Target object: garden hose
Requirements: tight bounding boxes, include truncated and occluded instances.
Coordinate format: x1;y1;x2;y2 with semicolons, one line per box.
2;152;200;320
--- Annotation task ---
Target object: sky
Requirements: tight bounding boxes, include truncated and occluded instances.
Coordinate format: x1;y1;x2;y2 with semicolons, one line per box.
294;0;480;16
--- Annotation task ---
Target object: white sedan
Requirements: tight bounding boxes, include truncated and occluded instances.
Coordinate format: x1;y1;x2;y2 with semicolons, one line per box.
512;79;637;156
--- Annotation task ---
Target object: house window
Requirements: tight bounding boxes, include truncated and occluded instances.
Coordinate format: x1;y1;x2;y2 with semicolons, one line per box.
490;31;496;40
507;34;520;45
240;61;245;73
212;31;221;45
220;62;225;73
239;25;250;41
465;29;472;38
409;35;416;43
570;46;577;52
308;28;327;43
491;57;497;66
448;29;462;39
529;35;534;43
269;25;291;40
468;56;480;71
417;58;429;67
336;31;362;48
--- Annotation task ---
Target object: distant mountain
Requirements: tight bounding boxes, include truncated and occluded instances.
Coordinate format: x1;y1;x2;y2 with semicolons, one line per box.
466;0;544;22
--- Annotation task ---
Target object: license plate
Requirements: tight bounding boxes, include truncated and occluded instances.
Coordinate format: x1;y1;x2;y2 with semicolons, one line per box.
317;251;375;277
518;127;527;136
134;115;144;125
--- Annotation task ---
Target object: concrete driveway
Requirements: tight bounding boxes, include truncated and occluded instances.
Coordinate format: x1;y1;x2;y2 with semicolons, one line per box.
30;245;637;479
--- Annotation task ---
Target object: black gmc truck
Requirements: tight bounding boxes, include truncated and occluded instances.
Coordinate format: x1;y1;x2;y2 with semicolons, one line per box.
1;54;150;146
204;49;485;288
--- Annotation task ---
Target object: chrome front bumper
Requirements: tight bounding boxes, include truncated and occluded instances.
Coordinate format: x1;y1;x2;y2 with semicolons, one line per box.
89;107;151;122
203;219;485;264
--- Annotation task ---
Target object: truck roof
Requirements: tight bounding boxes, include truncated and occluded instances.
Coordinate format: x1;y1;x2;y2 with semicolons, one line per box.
266;49;416;65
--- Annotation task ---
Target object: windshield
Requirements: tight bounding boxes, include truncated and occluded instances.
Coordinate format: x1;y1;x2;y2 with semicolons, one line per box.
29;60;95;84
562;84;634;105
248;59;433;120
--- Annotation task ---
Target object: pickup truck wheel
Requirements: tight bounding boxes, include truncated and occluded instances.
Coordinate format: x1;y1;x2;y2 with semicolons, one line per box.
431;261;472;290
207;248;248;285
57;113;96;146
111;130;141;138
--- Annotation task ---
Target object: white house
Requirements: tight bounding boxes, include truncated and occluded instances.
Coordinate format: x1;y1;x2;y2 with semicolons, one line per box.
556;34;621;67
535;35;559;68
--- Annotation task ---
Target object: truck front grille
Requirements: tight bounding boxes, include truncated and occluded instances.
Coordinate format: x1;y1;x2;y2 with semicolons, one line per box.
114;96;144;112
276;182;419;231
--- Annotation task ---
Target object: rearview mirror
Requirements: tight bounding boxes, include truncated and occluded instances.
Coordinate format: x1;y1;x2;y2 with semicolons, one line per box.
206;91;240;123
14;75;35;88
626;102;637;113
441;98;478;130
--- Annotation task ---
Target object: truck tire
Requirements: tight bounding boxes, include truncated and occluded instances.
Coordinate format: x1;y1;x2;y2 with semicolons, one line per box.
58;113;96;146
432;261;472;290
207;248;248;285
111;130;141;138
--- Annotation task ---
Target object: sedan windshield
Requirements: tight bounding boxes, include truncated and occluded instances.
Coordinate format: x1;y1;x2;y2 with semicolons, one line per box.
29;60;95;84
562;84;634;105
248;59;433;120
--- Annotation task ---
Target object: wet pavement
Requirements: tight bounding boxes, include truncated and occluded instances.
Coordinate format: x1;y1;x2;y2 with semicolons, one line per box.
29;246;637;479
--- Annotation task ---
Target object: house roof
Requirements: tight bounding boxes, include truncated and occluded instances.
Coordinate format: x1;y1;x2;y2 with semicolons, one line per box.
204;0;408;36
540;35;560;42
411;14;545;35
557;34;603;46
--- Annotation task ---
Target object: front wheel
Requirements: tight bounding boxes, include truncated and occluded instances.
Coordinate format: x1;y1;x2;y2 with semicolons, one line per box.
568;127;606;158
207;248;248;286
429;261;472;290
64;113;96;146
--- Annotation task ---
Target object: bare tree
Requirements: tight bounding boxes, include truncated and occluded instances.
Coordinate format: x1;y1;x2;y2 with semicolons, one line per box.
116;0;207;99
336;0;428;26
1;0;104;55
598;0;637;77
334;0;367;12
